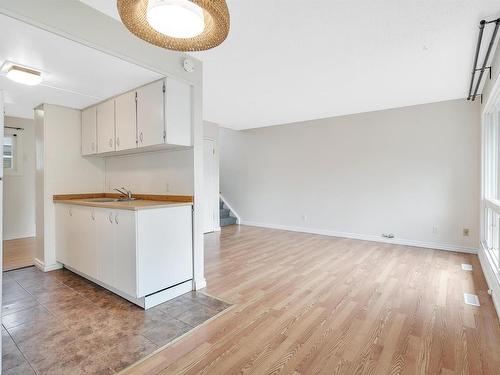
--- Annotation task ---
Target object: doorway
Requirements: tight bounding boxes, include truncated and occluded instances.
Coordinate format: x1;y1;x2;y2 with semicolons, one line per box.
2;119;36;271
203;138;218;233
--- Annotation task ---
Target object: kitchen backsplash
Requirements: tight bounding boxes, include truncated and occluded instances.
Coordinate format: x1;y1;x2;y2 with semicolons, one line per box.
105;148;194;195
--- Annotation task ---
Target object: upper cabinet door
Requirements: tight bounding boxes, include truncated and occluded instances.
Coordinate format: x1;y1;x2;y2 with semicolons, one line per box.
115;91;137;151
165;77;192;146
97;99;115;153
136;80;165;148
81;106;97;155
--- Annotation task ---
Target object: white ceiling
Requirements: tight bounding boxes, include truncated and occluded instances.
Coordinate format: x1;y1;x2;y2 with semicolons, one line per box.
0;13;162;119
29;1;500;128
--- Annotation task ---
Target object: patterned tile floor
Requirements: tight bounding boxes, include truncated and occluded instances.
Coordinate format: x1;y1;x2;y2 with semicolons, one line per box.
2;267;231;374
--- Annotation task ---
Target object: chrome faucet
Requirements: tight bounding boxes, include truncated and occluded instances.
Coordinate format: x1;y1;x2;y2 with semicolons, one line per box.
114;187;133;200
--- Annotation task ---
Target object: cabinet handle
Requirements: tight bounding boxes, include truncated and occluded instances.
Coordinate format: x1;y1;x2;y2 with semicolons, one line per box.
139;132;143;143
109;212;113;223
116;137;120;147
115;213;119;224
69;208;72;217
109;138;113;148
91;210;95;221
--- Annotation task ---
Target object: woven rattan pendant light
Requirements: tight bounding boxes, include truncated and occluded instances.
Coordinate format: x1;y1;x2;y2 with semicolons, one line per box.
117;0;230;52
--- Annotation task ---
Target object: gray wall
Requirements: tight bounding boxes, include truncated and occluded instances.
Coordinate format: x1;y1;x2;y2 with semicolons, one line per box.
220;99;480;251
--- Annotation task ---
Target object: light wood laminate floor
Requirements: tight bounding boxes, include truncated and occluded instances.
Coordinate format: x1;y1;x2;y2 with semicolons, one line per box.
3;238;35;271
125;225;500;375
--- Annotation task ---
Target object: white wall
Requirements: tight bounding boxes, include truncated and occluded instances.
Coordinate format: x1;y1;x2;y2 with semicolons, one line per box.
220;99;481;252
36;104;105;270
3;116;36;240
105;150;193;195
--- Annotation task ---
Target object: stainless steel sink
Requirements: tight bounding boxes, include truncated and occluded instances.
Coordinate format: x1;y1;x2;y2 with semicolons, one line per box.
82;197;138;203
82;198;120;203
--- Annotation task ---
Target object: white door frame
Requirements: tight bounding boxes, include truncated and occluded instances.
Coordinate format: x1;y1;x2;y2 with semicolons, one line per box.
203;137;220;233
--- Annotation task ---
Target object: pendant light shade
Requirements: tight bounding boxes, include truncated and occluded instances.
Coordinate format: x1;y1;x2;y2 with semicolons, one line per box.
117;0;230;52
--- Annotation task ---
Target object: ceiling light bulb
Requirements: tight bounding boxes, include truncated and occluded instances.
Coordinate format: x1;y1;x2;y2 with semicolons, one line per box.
147;0;205;39
6;65;42;86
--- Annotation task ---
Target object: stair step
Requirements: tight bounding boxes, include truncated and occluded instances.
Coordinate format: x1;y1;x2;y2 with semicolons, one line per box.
220;216;237;227
220;208;230;218
219;200;224;209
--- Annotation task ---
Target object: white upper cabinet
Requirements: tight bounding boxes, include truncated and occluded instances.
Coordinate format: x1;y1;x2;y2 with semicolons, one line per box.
165;77;192;146
115;91;137;151
82;78;193;156
137;80;165;148
97;99;116;153
81;106;97;155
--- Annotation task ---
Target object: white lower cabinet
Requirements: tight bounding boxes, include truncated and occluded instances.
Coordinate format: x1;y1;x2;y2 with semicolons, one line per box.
55;204;193;307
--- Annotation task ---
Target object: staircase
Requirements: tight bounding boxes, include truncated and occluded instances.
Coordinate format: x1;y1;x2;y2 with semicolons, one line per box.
220;199;237;227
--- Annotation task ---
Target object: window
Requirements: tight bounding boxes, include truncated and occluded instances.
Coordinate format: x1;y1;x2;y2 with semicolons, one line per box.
3;133;16;170
483;109;500;275
3;128;23;175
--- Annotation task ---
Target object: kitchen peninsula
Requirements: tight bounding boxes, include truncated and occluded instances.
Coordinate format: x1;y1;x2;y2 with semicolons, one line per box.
54;193;193;309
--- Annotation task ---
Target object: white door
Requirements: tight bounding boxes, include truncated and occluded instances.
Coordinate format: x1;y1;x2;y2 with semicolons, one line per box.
165;77;192;146
114;210;137;297
115;91;137;151
97;99;115;153
137;80;165;148
81;106;97;155
96;209;116;288
203;139;216;233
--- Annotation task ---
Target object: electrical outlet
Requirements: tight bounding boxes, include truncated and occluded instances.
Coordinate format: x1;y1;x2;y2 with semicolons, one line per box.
166;183;170;192
432;225;438;234
463;228;470;237
302;214;308;222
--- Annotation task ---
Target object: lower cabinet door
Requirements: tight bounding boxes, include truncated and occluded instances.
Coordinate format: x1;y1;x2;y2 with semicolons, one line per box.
96;209;116;288
72;206;97;279
65;206;79;269
55;205;69;265
114;210;137;297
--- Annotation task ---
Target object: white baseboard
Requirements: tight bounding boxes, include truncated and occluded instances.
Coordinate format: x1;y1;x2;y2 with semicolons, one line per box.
239;221;478;254
3;233;36;241
34;258;63;272
478;245;500;322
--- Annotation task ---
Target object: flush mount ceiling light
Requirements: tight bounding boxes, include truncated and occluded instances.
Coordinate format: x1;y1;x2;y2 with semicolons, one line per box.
117;0;230;51
1;62;43;86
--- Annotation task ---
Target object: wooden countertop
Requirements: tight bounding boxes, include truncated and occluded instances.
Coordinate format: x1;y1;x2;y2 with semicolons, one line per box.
53;193;193;211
